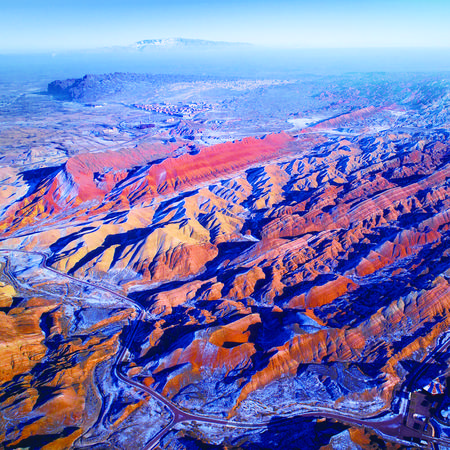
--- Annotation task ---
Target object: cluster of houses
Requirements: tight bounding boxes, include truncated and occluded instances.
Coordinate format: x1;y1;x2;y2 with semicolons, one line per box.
132;102;213;119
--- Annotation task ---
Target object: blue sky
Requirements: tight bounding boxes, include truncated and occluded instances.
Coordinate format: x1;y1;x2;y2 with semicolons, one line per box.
1;0;450;52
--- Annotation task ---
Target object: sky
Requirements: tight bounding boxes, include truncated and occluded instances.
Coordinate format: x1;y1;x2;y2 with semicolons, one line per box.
1;0;450;52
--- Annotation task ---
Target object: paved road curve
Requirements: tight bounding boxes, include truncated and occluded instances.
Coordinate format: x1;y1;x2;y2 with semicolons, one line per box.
2;248;449;449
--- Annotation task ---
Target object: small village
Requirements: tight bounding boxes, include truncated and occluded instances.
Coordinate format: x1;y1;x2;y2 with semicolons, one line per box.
132;101;213;119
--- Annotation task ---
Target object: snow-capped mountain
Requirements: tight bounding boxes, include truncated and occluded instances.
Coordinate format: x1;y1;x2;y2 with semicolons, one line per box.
133;38;251;49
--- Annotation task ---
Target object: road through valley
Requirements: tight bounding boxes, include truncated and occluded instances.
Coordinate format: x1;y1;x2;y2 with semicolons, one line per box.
2;248;450;449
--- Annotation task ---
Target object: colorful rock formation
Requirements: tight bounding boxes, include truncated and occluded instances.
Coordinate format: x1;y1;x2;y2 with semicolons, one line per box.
2;71;450;448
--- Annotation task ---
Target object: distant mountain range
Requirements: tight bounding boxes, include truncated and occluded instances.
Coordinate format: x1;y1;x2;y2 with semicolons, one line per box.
89;38;253;55
133;38;252;49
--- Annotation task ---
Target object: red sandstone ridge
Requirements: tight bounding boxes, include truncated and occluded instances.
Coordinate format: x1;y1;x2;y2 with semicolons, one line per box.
105;132;295;205
68;132;294;204
0;132;295;237
65;141;183;202
287;275;358;308
304;106;381;131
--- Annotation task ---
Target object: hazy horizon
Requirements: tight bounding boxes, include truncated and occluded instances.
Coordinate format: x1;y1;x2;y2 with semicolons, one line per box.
2;0;450;53
2;39;450;56
3;47;450;86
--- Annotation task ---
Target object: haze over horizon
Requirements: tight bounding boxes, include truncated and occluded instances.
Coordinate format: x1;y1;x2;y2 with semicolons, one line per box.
1;0;450;53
